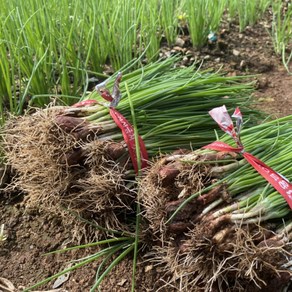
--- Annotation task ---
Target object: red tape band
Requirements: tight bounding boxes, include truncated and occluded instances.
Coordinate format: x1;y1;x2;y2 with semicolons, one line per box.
109;108;148;174
203;141;243;153
204;142;292;209
72;99;98;107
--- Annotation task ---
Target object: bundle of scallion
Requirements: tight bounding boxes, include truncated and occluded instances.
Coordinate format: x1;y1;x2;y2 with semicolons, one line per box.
59;56;258;157
140;114;292;291
2;57;256;232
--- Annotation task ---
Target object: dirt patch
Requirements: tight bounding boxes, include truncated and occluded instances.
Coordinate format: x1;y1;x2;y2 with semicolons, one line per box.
1;15;292;292
0;199;163;291
254;69;292;118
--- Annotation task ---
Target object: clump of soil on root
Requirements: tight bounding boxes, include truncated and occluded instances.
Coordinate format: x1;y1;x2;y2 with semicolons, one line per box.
158;221;292;292
139;151;232;242
63;140;135;232
2;108;135;235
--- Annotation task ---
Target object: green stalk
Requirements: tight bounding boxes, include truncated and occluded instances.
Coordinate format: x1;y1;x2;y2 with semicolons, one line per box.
271;0;292;56
160;0;179;46
228;0;272;32
93;244;124;286
125;82;141;292
44;237;132;255
184;0;226;48
140;0;161;61
17;47;48;115
90;243;135;291
23;244;126;292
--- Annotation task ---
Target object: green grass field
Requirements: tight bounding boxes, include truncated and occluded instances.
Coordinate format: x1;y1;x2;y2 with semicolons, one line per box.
1;0;290;123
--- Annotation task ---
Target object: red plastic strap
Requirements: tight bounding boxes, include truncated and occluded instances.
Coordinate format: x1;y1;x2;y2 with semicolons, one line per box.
109;108;148;174
203;141;243;153
72;99;98;107
100;90;114;102
95;73;148;173
243;152;292;209
204;143;292;209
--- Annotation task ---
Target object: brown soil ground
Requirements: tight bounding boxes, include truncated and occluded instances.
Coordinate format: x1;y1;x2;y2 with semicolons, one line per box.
0;16;292;292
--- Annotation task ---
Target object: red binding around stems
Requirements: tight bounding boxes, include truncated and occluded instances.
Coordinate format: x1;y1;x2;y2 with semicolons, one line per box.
72;74;149;173
72;99;98;107
203;106;292;209
109;107;148;174
95;74;148;174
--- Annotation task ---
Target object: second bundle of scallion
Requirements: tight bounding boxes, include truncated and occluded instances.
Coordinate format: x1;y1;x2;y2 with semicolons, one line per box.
140;114;292;291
